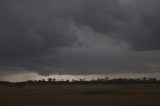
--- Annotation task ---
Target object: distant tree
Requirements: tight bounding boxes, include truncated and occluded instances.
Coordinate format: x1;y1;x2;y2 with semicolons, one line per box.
104;77;109;81
72;79;75;82
91;79;96;82
48;78;52;82
143;77;147;81
66;80;69;83
97;78;104;81
148;78;157;82
79;78;85;81
52;78;56;82
42;78;45;82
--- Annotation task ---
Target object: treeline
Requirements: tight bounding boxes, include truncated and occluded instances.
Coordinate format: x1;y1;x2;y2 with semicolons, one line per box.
0;77;160;88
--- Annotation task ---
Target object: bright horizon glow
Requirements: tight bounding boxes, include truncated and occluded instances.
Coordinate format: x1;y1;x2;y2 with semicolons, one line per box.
1;72;160;82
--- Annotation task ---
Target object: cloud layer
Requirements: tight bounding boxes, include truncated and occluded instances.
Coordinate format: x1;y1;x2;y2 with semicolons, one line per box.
0;0;160;75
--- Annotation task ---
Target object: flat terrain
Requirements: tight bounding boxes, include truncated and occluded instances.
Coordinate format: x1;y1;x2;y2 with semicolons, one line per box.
0;84;160;106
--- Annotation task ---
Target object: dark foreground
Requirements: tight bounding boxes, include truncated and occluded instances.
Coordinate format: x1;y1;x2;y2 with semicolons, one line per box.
0;84;160;106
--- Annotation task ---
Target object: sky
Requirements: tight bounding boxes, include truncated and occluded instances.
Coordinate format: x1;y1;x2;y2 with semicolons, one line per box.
0;0;160;80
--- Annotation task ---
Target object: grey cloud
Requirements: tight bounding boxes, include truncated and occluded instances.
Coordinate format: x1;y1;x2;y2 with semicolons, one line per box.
0;0;79;60
0;0;160;75
66;0;160;51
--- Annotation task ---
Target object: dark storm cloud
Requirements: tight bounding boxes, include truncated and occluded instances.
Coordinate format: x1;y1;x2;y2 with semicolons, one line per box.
0;0;78;60
66;0;160;51
0;0;160;75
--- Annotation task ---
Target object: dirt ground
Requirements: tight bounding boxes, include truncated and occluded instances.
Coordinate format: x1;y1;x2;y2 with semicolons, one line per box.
0;84;160;106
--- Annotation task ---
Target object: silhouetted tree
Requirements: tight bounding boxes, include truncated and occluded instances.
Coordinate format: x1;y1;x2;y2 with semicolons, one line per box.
52;78;56;82
42;78;45;82
48;78;52;82
143;77;147;81
149;78;157;81
105;77;109;81
66;80;69;83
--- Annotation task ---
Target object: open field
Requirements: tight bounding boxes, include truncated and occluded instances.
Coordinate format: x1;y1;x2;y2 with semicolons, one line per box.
0;84;160;106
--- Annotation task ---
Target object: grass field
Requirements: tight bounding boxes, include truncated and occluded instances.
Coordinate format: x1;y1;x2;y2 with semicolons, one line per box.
0;84;160;106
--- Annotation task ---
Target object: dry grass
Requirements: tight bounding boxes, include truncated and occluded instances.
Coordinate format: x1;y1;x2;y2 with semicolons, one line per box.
0;84;160;106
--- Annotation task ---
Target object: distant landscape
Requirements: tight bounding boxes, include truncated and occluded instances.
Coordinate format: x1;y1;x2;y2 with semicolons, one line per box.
0;78;160;106
1;0;160;106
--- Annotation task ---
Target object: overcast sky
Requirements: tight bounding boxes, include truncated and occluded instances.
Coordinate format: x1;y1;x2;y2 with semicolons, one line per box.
0;0;160;78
